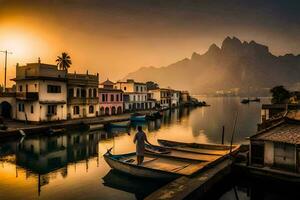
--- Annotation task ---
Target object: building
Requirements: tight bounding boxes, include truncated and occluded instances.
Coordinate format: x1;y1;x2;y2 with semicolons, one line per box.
67;72;99;119
180;91;190;106
250;111;300;173
148;88;172;109
114;79;155;111
98;79;123;115
171;90;180;108
12;62;68;122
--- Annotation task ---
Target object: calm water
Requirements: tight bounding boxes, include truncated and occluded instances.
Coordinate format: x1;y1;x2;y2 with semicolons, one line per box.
0;97;271;200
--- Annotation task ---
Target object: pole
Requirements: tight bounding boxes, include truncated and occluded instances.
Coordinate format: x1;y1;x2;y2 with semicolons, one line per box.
0;50;12;92
221;125;225;145
4;50;7;91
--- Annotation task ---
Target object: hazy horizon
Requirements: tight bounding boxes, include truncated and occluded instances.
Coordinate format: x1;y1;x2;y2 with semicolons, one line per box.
1;0;300;87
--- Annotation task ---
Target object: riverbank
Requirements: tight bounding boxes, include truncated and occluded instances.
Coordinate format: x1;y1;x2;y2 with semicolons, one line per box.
0;110;154;140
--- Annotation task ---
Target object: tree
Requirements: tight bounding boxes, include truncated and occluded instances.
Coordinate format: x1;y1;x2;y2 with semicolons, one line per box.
56;52;72;72
270;85;290;104
146;81;159;90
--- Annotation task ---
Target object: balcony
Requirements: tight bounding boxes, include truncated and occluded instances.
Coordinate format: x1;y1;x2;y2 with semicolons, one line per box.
16;92;39;101
68;97;99;105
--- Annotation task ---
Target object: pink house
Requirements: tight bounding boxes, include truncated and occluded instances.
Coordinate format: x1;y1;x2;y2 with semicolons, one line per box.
99;79;123;115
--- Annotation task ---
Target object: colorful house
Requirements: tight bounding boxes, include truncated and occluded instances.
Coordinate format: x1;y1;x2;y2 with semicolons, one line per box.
99;79;123;115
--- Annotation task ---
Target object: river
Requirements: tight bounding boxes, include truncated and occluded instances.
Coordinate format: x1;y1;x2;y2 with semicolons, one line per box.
0;97;274;200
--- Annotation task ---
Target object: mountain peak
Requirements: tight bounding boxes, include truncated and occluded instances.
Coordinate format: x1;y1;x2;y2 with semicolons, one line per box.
191;52;201;60
221;36;243;51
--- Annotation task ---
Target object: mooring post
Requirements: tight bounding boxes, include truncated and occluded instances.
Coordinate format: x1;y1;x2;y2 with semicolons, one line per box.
221;125;225;144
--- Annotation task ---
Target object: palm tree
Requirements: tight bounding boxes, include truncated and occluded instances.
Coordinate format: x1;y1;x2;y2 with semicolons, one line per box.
56;52;72;72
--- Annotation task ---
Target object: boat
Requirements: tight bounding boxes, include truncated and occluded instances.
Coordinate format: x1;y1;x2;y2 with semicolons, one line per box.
89;123;104;131
146;111;163;120
250;97;261;102
157;139;239;156
103;148;208;180
46;128;66;135
145;144;222;162
241;98;250;104
130;113;146;122
107;121;130;129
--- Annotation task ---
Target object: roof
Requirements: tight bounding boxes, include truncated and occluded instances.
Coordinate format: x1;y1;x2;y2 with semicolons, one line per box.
253;123;300;145
100;79;115;86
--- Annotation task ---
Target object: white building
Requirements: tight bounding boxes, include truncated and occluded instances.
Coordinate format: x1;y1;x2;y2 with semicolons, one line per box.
171;90;180;108
114;79;155;111
148;88;172;109
12;62;68;123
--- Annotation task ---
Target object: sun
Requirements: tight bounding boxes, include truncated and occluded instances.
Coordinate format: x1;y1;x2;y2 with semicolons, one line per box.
0;33;30;59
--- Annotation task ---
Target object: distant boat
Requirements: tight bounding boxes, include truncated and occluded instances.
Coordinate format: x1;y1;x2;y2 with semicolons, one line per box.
250;97;261;102
130;113;146;122
241;98;250;104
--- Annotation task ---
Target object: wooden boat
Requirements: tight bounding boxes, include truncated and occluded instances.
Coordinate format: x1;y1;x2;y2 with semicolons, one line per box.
89;123;104;131
103;148;208;180
107;121;130;129
145;144;221;162
157;139;239;156
131;113;146;122
46;128;66;135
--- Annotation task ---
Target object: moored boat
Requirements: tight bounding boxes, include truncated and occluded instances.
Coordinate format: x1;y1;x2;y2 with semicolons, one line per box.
241;98;250;104
89;123;104;131
103;148;207;179
130;113;146;122
157;139;239;155
107;121;130;129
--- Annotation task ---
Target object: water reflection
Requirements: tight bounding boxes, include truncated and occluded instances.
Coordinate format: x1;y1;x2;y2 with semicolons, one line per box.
0;97;269;200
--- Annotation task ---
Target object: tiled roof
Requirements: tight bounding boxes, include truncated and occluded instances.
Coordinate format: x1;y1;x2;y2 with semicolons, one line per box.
254;123;300;145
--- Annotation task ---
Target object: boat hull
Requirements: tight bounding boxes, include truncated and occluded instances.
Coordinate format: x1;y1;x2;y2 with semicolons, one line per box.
103;153;178;180
130;115;146;122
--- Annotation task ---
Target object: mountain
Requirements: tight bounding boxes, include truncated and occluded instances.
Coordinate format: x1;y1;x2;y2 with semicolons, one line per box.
124;36;300;95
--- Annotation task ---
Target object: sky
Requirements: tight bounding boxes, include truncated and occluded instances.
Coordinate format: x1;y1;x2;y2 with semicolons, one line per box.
1;0;300;87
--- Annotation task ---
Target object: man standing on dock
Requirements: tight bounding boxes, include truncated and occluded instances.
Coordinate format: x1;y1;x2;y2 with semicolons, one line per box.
133;126;151;165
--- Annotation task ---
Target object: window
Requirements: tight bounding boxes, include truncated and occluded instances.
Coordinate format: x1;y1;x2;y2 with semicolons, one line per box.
88;88;92;97
93;88;97;97
89;105;94;113
26;84;28;92
124;87;126;91
81;89;86;98
47;105;57;115
133;95;136;101
116;94;119;101
34;84;37;90
47;85;61;93
73;106;80;115
141;87;143;92
19;85;23;92
18;103;25;112
111;94;114;101
136;86;139;92
120;94;123;101
76;88;80;97
31;105;34;113
102;94;105;102
68;88;74;98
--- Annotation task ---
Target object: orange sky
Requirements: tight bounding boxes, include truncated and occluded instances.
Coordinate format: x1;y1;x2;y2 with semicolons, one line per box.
1;0;300;87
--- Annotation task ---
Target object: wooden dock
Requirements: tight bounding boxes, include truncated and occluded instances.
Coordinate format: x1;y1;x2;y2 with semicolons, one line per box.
145;158;233;200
